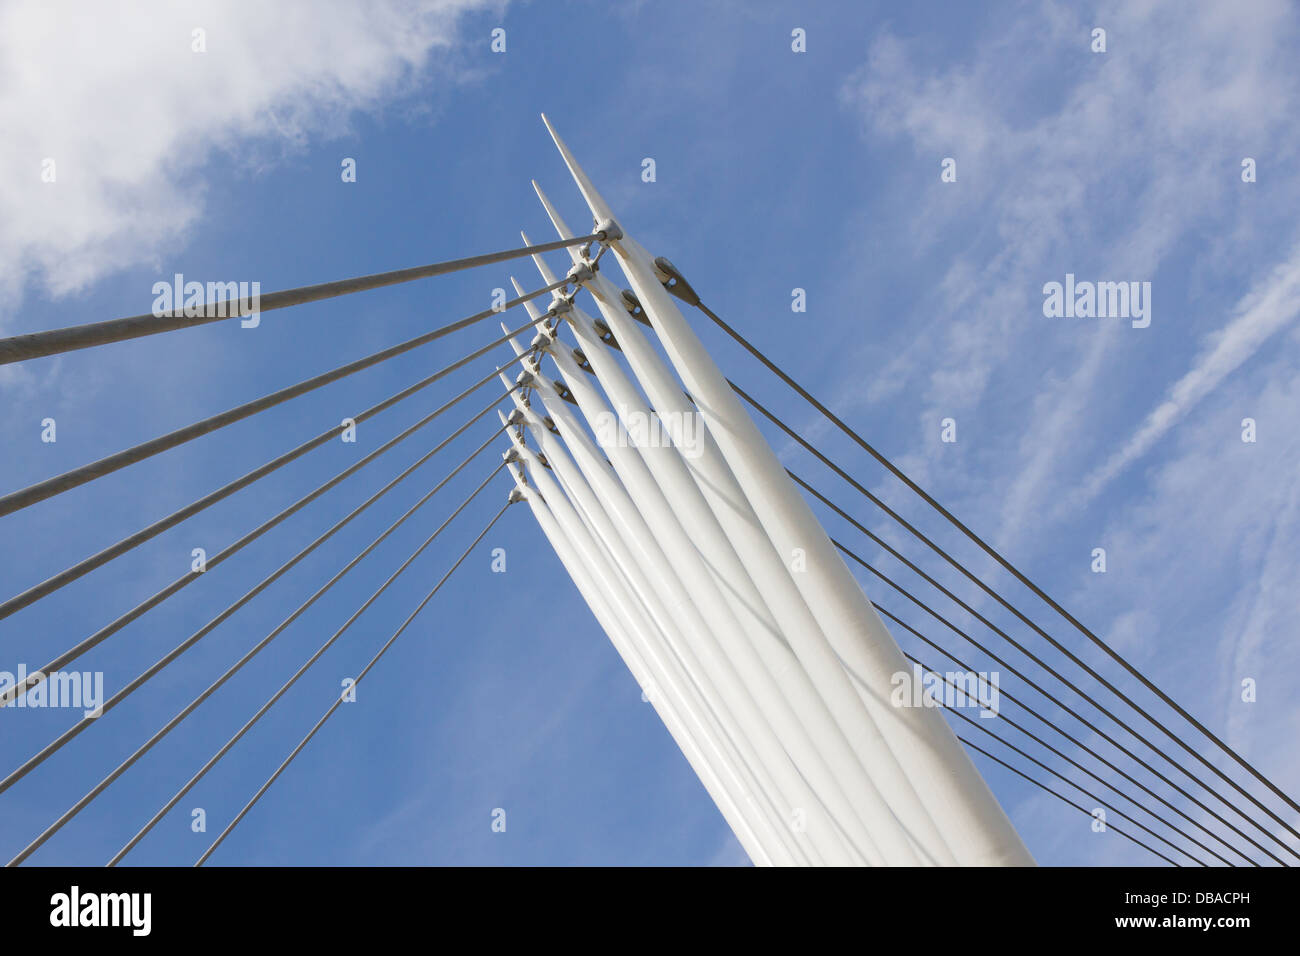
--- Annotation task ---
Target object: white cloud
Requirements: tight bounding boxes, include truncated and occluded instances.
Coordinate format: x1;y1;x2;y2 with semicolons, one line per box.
0;0;498;314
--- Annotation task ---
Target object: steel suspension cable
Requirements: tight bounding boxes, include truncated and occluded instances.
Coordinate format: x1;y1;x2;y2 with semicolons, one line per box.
0;308;555;622
890;620;1225;866
110;464;506;866
742;383;1300;859
1;366;527;712
0;422;512;803
0;276;568;521
832;530;1248;865
901;649;1198;866
192;499;508;866
826;530;1263;868
958;734;1179;866
818;501;1233;861
811;476;1279;863
7;424;512;865
695;295;1299;820
0;234;602;365
1;369;526;708
805;472;1278;863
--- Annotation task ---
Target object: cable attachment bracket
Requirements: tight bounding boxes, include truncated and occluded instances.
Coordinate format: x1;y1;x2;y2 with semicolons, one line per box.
619;289;652;328
566;261;595;289
652;257;701;306
594;218;623;244
514;369;538;392
529;327;555;353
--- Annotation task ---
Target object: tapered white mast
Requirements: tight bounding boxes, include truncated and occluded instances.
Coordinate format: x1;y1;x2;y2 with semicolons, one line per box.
500;116;1033;867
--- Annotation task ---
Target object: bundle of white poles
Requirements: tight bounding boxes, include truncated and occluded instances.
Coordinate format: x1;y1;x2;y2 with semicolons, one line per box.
502;117;1034;867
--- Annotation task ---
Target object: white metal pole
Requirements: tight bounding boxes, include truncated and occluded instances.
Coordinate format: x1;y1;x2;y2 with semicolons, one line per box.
520;239;921;864
500;388;809;864
499;361;811;863
505;470;774;865
512;332;867;864
505;441;793;864
539;116;1032;866
506;290;878;863
504;349;819;865
514;279;897;865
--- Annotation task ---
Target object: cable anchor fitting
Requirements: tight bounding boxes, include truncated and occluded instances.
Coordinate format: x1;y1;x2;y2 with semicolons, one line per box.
566;261;595;288
594;218;623;244
529;328;555;353
619;289;652;328
653;257;701;307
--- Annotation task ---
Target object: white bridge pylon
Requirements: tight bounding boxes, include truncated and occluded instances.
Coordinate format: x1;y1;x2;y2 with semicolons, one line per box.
501;116;1034;867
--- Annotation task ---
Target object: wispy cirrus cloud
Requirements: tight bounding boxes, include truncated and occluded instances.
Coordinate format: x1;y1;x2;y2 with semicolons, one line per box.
834;0;1300;552
830;0;1300;863
1078;244;1300;504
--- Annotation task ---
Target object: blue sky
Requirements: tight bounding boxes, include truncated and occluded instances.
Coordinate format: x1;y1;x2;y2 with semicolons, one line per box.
1;0;1298;866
